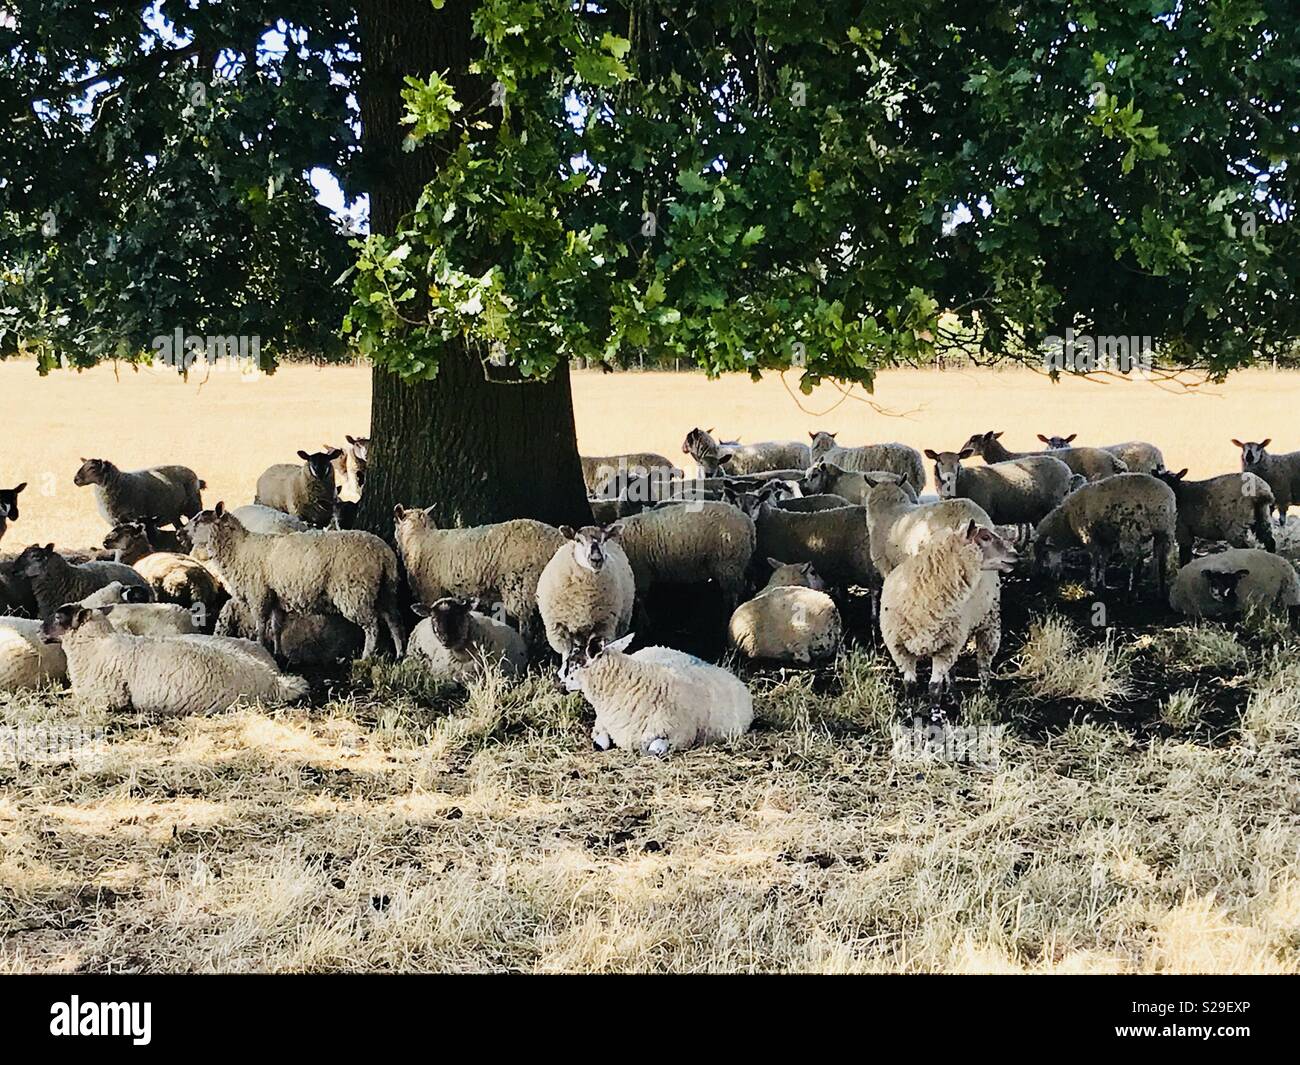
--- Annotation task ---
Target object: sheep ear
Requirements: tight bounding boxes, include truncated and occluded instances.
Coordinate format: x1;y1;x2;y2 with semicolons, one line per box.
717;453;733;467
393;504;405;521
13;482;25;494
297;450;310;461
958;448;974;460
45;542;55;552
1174;468;1188;480
603;523;623;541
808;431;817;440
924;449;939;460
559;525;575;540
605;632;635;654
346;434;357;445
1261;438;1271;448
1231;439;1245;448
705;427;714;434
766;557;784;570
991;431;1003;440
1065;434;1076;443
964;519;978;539
410;603;431;618
1036;434;1049;443
213;501;225;517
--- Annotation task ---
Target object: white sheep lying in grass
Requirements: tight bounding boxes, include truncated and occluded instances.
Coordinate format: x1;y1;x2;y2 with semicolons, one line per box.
564;632;753;756
537;524;635;674
42;604;309;715
879;521;1018;708
406;597;528;683
728;559;841;664
229;504;310;535
76;583;197;636
1169;549;1300;619
0;617;67;691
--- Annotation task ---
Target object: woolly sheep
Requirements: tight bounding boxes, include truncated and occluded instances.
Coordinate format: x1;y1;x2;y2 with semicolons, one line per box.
42;605;308;715
924;448;1071;524
102;522;222;610
801;462;914;506
866;482;994;577
880;521;1018;707
682;427;811;476
537;524;636;674
1040;434;1165;476
1234;439;1300;524
13;543;151;618
255;448;341;528
225;504;309;536
728;559;842;664
1152;468;1276;565
1169;548;1300;619
79;599;197;637
1033;473;1177;595
188;502;404;659
218;598;361;666
73;457;204;529
732;496;874;590
0;616;67;691
564;631;753;756
615;500;755;611
807;431;926;496
959;430;1126;482
77;581;152;608
582;452;680;495
406;597;528;683
393;506;564;644
775;493;852;513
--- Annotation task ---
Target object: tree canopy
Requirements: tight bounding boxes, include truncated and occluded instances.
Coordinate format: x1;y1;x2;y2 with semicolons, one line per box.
2;1;1298;384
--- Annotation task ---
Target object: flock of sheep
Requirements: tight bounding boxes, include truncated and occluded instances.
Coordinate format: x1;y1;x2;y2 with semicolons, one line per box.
1;423;1298;756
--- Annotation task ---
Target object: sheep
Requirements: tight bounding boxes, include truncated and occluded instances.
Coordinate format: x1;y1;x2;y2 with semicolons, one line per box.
1152;468;1276;564
228;504;310;535
731;496;874;591
959;430;1127;482
329;434;369;500
563;631;753;756
537;524;635;674
13;543;151;619
77;581;152;608
1234;439;1300;524
924;448;1071;524
682;427;811;476
807;431;926;495
254;448;341;528
1169;548;1300;619
615;499;755;612
0;482;26;522
0;555;38;616
219;599;361;666
188;502;404;659
406;597;528;682
393;505;565;644
865;482;994;577
728;559;842;664
77;597;197;637
1033;473;1178;595
0;503;8;546
879;521;1018;708
801;462;916;506
101;519;191;557
101;522;223;611
1039;434;1165;475
329;491;359;531
72;458;203;528
0;616;67;691
582;453;680;496
775;494;852;513
41;605;308;715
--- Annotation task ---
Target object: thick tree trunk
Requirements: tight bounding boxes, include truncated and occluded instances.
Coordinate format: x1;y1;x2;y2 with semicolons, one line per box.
355;0;590;537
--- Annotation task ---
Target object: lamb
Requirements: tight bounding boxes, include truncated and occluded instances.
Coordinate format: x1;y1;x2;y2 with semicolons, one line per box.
959;430;1127;482
0;616;67;691
1039;434;1165;475
801;462;913;506
13;543;151;618
924;448;1071;524
0;482;26;522
536;524;635;674
682;427;811;476
615;499;755;611
1033;473;1178;595
865;482;994;577
728;559;842;663
733;496;874;590
228;504;310;535
219;599;361;666
254;448;341;528
563;631;753;756
188;502;404;659
329;435;369;499
406;597;528;682
807;431;926;495
1234;439;1300;524
879;521;1018;707
393;506;565;643
102;522;223;610
42;605;308;715
1152;468;1276;564
73;457;204;528
1169;548;1300;619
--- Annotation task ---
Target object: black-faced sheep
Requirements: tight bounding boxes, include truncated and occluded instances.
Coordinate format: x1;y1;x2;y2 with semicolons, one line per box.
254;448;341;528
1169;548;1300;619
1234;439;1300;524
406;597;528;682
1152;468;1276;564
14;543;151;619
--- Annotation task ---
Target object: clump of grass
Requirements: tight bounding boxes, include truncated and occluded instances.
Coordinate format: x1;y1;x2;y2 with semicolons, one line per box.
1239;603;1297;647
830;647;902;733
1006;614;1132;705
1241;652;1300;746
1161;687;1206;730
1144;623;1248;674
351;657;461;707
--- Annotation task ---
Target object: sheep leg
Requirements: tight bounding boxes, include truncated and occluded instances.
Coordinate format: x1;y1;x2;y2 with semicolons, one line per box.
1152;532;1171;601
973;604;1001;684
885;641;920;688
592;726;613;751
382;606;405;657
267;605;288;659
928;650;958;714
644;737;670;757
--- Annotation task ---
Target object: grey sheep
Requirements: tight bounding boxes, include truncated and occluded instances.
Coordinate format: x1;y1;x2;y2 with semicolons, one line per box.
1039;434;1165;475
1169;548;1300;619
74;457;204;529
1153;468;1276;564
808;431;926;496
616;499;755;611
733;495;874;590
1234;439;1300;524
682;427;811;476
959;430;1127;482
925;448;1071;524
13;543;151;619
255;448;341;528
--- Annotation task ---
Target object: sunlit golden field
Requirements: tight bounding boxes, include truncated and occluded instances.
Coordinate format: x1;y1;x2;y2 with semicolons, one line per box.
3;358;1300;974
5;358;1299;547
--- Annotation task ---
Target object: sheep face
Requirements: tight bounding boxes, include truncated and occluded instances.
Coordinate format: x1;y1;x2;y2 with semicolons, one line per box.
964;520;1018;573
1040;434;1076;449
802;461;830;495
393;504;437;535
14;542;57;578
41;604;109;644
1203;568;1250;607
1233;439;1271;470
345;435;370;463
298;448;343;481
73;457;115;487
562;630;635;693
561;524;623;573
413;597;473;652
924;449;973;498
958;431;1001;457
765;559;827;591
807;430;838;459
186;502;239;561
103;522;149;555
682;427;717;458
0;482;27;521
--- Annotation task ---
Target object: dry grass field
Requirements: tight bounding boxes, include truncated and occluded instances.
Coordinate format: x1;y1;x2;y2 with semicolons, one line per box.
2;359;1300;973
